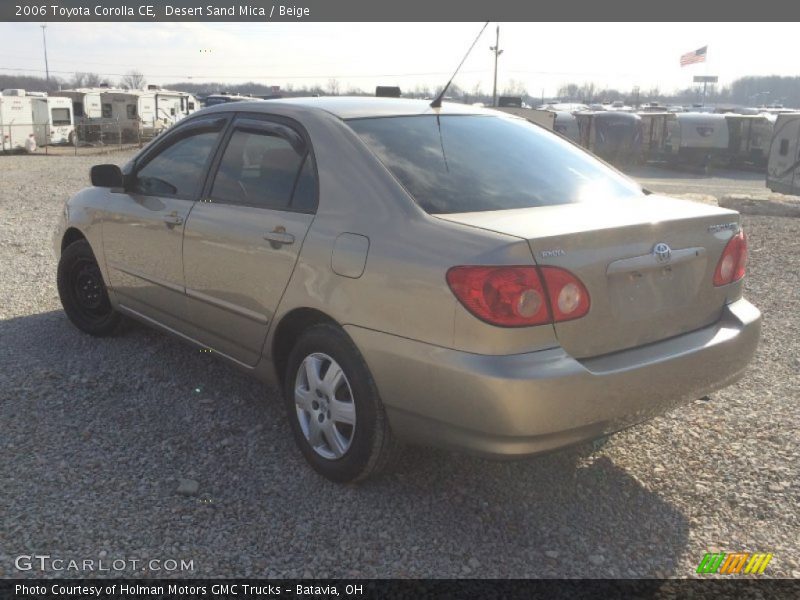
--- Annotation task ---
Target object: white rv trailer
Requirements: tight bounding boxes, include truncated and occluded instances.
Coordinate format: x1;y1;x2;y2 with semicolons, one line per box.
143;85;198;128
98;90;145;141
766;112;800;195
665;112;730;166
0;90;34;151
31;96;75;146
53;88;104;119
491;107;555;130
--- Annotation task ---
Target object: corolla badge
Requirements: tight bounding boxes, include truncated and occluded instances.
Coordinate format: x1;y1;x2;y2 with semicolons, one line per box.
653;242;672;263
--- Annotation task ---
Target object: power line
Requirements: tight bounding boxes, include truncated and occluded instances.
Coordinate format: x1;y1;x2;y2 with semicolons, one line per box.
0;65;494;81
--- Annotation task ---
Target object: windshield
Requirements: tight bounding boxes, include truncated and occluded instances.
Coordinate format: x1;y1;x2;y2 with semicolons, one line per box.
348;114;643;214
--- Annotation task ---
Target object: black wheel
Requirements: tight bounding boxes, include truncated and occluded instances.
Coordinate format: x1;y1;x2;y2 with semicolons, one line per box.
284;323;399;483
57;239;122;336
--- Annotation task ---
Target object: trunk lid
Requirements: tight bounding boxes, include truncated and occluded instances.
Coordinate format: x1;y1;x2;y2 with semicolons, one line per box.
437;195;741;358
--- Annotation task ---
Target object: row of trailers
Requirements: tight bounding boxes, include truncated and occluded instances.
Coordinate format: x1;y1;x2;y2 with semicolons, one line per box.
497;107;779;170
0;89;74;150
0;85;199;151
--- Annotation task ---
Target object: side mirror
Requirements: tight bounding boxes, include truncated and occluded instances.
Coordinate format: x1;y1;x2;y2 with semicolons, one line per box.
90;164;124;188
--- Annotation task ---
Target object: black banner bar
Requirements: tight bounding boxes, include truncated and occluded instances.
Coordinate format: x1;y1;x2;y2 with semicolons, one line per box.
4;0;800;22
2;580;800;600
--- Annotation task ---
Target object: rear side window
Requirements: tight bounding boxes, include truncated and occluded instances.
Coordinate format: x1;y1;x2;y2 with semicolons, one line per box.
133;130;220;198
348;115;642;214
210;129;313;211
51;108;71;126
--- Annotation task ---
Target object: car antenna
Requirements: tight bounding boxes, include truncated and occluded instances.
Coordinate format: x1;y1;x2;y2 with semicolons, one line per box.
430;21;489;109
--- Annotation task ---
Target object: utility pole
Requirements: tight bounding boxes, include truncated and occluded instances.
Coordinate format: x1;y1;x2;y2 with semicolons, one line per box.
40;25;50;84
489;25;503;107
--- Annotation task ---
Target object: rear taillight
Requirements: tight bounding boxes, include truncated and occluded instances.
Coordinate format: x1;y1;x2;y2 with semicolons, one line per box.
713;230;747;286
446;265;590;327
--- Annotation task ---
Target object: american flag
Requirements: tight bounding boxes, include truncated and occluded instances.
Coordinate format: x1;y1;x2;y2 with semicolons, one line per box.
680;46;707;67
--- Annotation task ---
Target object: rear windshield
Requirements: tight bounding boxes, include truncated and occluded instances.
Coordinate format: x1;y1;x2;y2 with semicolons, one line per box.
348;115;642;214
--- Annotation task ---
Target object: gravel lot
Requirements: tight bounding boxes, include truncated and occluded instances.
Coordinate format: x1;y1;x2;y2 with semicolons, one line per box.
1;152;798;579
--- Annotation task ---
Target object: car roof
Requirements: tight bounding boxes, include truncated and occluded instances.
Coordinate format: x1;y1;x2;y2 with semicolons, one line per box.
202;96;492;119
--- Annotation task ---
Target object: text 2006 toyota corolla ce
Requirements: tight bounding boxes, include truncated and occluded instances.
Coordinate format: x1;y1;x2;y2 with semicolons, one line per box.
54;98;761;482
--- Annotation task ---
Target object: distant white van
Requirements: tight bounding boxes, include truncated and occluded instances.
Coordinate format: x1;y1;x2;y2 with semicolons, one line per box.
766;112;800;195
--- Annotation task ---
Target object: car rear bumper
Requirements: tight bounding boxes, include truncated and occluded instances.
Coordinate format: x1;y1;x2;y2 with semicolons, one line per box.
345;297;761;457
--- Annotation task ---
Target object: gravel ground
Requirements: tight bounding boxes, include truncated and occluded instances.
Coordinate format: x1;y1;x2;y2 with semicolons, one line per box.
625;165;769;199
1;152;798;579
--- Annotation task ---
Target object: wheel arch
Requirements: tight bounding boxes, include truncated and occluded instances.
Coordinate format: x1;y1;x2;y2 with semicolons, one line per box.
270;307;341;389
61;226;87;252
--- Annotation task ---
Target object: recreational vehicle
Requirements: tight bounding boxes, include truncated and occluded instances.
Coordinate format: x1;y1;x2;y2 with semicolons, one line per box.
638;111;678;162
53;88;104;119
0;90;34;151
99;90;145;140
492;106;555;130
31;95;75;146
766;112;800;195
553;111;580;142
725;113;775;168
665;112;730;166
139;85;199;132
575;111;643;165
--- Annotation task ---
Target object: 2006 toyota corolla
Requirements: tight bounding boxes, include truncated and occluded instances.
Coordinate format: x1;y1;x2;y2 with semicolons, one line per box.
53;97;761;482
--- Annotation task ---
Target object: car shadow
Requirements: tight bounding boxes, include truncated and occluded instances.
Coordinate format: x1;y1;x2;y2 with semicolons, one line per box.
0;310;689;579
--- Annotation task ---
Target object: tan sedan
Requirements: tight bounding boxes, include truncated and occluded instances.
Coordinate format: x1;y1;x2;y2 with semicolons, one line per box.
54;98;761;482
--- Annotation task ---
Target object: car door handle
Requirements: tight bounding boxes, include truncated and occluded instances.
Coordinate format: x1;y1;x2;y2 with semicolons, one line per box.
263;228;295;247
163;214;183;227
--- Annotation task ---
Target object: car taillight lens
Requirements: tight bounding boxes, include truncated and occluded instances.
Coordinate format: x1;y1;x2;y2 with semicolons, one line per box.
446;266;590;327
713;230;747;286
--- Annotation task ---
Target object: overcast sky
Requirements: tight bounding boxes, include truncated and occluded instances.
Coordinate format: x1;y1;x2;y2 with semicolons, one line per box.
0;22;797;95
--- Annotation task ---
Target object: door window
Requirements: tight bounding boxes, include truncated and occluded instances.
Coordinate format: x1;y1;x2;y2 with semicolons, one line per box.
133;129;221;198
210;129;314;211
101;103;112;118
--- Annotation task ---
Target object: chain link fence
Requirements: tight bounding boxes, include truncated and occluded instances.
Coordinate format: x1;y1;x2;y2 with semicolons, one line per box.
1;118;164;156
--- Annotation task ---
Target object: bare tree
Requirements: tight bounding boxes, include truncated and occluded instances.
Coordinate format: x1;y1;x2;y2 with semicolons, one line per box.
70;72;103;88
120;70;145;90
326;78;340;96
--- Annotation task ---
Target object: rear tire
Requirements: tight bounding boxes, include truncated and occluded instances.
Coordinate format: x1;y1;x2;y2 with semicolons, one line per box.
283;323;398;483
57;239;122;336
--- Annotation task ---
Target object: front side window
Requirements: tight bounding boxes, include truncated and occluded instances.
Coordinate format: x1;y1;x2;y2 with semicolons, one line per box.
210;129;311;211
51;108;71;126
133;129;220;197
348;115;642;214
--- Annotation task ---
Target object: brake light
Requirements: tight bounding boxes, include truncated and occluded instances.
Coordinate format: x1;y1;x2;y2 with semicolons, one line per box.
713;230;747;286
446;266;590;327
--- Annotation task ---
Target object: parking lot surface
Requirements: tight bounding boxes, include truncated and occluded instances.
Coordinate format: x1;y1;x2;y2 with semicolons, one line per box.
1;152;798;578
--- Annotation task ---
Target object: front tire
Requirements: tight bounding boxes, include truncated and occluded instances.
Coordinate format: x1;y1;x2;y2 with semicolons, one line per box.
57;239;122;336
284;323;398;483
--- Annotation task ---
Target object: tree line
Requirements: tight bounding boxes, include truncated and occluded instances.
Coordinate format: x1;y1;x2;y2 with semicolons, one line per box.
2;71;800;107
